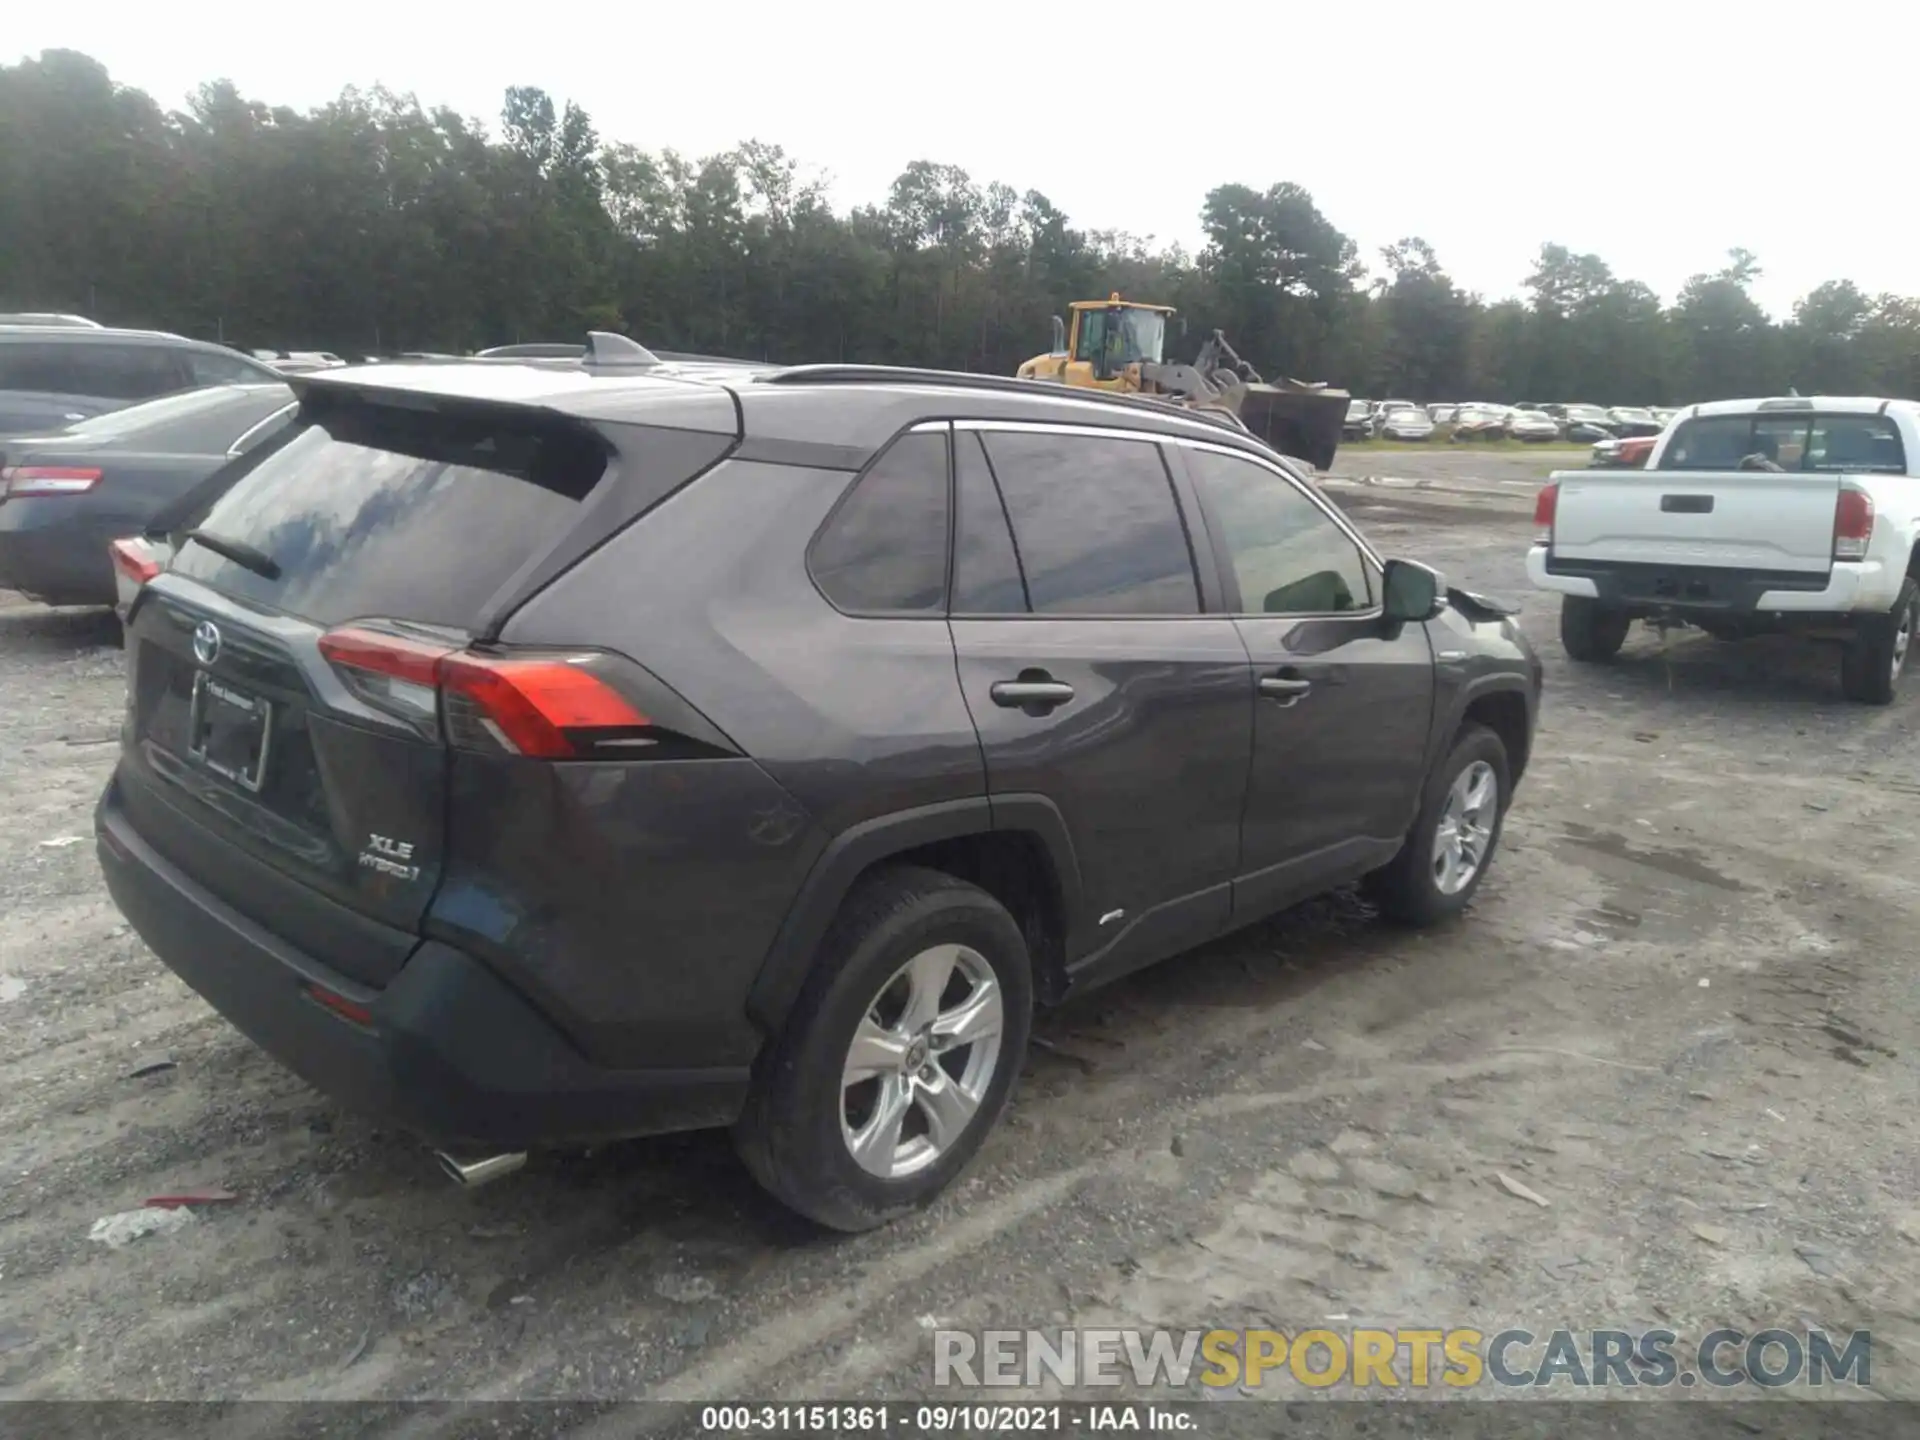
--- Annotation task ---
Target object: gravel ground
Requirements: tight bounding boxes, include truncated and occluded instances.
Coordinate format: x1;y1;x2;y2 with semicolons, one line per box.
2;451;1917;1416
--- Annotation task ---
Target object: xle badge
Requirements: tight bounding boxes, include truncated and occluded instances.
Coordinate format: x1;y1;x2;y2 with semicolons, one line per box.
359;833;421;882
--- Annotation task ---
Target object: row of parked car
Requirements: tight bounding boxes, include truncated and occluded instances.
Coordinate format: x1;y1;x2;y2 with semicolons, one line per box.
0;321;305;607
0;321;624;609
1344;398;1681;445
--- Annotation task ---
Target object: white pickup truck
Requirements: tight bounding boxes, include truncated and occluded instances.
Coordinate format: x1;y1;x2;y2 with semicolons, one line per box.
1526;395;1920;704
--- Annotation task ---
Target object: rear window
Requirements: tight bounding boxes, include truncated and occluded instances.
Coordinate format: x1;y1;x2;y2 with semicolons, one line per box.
61;384;291;450
1662;413;1906;473
168;401;607;629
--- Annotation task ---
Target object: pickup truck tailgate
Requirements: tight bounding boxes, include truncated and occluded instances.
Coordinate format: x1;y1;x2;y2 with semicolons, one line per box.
1552;469;1839;574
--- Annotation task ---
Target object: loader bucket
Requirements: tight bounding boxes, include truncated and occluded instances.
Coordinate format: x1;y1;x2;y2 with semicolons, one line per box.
1223;382;1351;471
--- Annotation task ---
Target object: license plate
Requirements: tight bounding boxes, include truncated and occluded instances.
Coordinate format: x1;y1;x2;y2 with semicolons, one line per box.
188;673;272;792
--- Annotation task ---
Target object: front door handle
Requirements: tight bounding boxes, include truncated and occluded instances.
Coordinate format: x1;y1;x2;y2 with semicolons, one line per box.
990;679;1076;710
1258;675;1313;706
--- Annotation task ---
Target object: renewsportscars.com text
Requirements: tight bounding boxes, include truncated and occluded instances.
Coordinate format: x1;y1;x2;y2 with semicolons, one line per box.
933;1326;1871;1390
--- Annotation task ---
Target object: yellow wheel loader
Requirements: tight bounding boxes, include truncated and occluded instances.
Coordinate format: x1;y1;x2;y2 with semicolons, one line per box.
1014;295;1349;469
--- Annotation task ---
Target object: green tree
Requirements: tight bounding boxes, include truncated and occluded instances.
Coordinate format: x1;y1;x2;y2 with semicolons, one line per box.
7;49;1920;405
1672;249;1780;400
1373;239;1473;400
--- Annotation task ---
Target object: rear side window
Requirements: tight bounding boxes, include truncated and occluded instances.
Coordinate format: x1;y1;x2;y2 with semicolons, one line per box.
1664;413;1906;473
169;401;607;630
0;342;89;394
979;430;1199;616
809;430;951;613
0;342;188;401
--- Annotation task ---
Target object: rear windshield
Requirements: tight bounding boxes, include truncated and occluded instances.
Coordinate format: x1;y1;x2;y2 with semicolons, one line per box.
1662;413;1906;473
61;384;291;449
168;399;607;629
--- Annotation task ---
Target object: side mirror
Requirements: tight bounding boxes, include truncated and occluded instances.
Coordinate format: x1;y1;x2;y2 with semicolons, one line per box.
1050;315;1067;357
1382;558;1446;622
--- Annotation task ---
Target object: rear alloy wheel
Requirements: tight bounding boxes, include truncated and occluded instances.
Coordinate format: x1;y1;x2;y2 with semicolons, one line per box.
734;867;1032;1232
1841;576;1919;705
840;943;1005;1180
1365;723;1511;926
1560;595;1631;662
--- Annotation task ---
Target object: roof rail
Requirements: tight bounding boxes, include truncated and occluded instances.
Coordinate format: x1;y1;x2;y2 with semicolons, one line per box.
762;364;1245;431
584;331;662;368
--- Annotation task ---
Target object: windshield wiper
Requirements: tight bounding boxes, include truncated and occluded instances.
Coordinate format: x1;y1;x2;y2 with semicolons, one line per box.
184;528;281;580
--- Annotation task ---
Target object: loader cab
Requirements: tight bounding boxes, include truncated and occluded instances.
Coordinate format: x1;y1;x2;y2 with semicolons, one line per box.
1068;297;1173;383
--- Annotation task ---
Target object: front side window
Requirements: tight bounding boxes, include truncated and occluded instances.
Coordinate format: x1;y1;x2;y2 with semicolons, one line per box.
189;349;272;386
979;430;1199;616
1185;448;1374;615
1110;309;1166;366
808;430;951;614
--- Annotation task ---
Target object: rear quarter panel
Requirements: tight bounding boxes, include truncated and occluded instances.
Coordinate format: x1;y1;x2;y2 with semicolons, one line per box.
488;456;986;1065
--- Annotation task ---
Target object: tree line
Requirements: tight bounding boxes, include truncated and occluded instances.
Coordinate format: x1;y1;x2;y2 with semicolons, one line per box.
5;49;1918;405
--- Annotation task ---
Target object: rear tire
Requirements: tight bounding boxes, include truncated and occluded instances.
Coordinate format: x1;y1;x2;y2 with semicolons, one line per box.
1365;723;1511;926
733;866;1033;1232
1560;595;1631;662
1840;576;1919;705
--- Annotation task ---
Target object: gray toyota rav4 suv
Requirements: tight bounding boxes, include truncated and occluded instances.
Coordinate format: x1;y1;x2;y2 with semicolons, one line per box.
97;338;1542;1231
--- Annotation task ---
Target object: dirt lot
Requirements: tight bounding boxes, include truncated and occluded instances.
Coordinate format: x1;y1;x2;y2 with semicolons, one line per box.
2;448;1917;1414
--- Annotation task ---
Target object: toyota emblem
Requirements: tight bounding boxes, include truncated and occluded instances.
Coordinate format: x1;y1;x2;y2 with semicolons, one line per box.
192;620;222;667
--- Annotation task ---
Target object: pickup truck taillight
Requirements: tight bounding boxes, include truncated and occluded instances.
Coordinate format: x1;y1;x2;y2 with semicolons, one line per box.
1532;481;1558;545
1833;487;1874;561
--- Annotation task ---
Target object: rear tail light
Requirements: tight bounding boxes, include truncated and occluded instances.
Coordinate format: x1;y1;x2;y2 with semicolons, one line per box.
439;654;650;757
2;465;102;497
1533;481;1558;545
1833;487;1874;561
109;538;160;586
318;626;651;758
316;627;446;729
306;983;374;1028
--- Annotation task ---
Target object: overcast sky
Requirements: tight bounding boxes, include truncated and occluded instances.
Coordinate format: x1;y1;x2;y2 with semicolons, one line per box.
14;0;1915;318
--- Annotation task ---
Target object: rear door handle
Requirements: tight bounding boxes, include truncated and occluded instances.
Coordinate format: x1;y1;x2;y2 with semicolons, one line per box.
990;679;1075;710
1258;675;1313;705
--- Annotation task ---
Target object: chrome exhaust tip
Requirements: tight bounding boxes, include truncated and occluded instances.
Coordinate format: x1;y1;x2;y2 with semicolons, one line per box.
435;1150;528;1188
